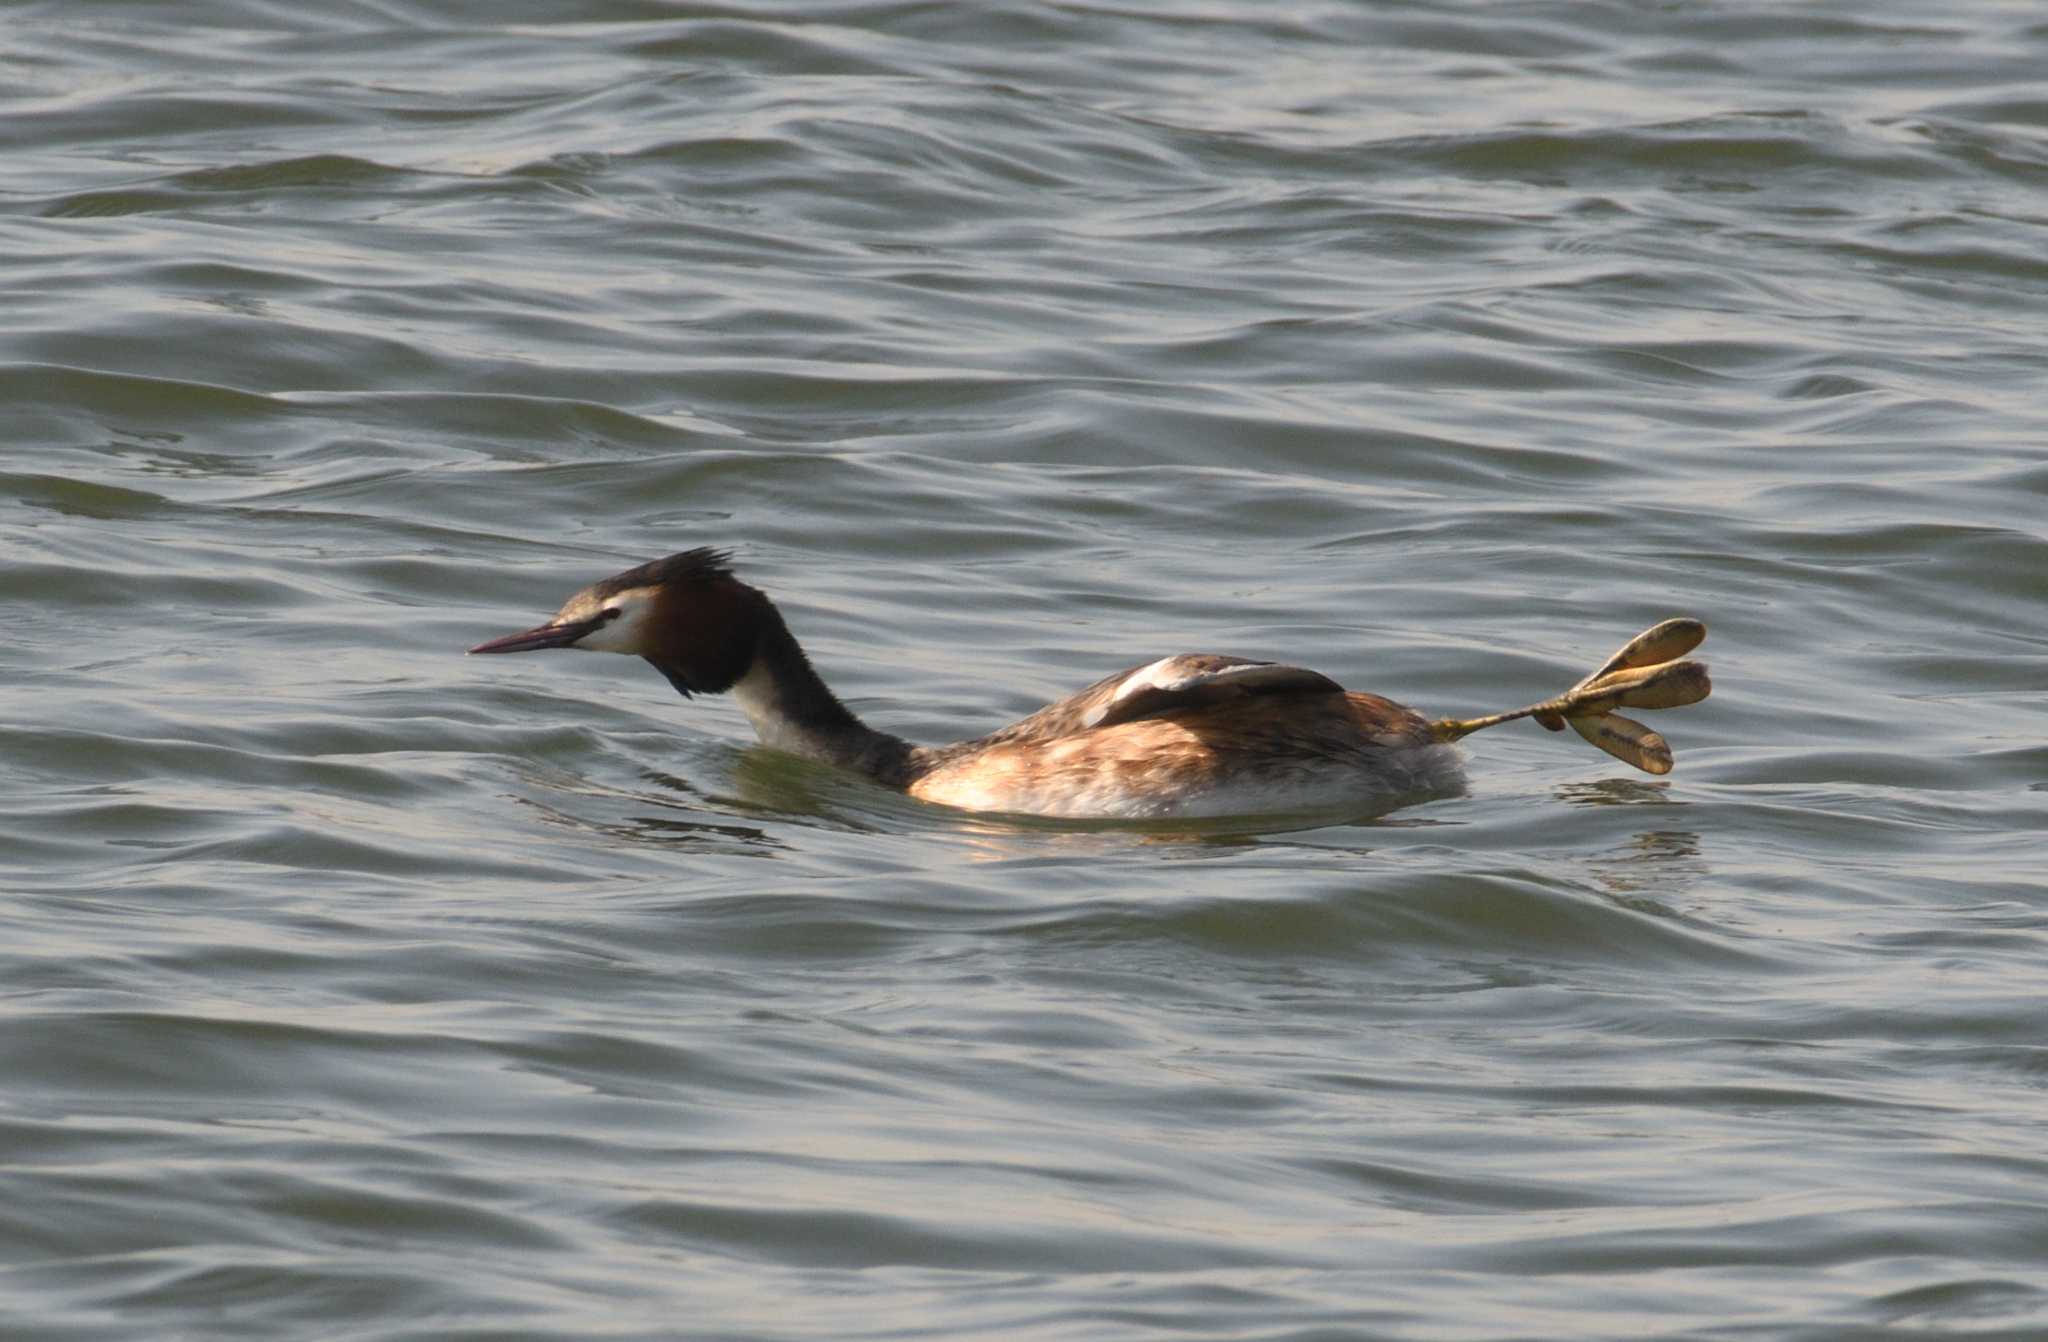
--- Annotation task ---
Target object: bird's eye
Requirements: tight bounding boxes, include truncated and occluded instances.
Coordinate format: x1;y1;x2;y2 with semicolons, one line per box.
598;607;622;623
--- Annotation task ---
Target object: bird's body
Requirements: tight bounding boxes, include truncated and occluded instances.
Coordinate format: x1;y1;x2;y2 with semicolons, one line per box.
906;686;1459;819
469;549;1709;820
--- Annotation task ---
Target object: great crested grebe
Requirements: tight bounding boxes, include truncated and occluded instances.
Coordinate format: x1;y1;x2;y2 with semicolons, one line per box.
468;549;1711;820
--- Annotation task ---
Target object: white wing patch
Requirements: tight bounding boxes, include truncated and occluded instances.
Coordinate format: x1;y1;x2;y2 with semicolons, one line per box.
1080;655;1345;729
1085;655;1192;726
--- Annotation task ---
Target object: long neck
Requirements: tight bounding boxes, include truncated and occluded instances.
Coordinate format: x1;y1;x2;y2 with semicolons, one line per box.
724;602;918;787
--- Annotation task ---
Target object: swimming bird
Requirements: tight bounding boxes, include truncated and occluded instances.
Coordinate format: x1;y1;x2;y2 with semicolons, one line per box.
468;549;1711;820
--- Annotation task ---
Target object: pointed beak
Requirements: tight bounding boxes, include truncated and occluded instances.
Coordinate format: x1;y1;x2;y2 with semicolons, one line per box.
468;614;604;655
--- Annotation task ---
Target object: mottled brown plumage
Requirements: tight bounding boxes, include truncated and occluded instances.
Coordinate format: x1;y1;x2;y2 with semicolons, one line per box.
906;690;1442;817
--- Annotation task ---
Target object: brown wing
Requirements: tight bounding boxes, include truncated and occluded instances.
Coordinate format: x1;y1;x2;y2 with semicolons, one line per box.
966;654;1347;749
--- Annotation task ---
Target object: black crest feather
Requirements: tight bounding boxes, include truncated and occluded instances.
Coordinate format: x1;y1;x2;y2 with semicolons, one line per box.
592;547;735;598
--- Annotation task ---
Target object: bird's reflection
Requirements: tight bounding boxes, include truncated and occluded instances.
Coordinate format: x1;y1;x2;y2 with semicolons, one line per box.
1545;779;1709;909
1554;777;1679;807
510;761;786;854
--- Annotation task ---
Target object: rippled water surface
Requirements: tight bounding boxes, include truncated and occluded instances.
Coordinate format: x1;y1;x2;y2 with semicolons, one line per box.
6;2;2048;1338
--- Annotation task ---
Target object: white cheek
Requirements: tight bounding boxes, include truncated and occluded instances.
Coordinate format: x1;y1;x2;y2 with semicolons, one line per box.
576;594;653;653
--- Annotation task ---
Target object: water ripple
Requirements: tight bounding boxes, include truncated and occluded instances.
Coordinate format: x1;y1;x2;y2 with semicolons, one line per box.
4;0;2048;1338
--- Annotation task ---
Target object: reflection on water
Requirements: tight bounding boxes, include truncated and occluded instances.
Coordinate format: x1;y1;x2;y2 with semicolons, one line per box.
1551;780;1709;911
1554;778;1681;808
510;764;787;855
1588;829;1706;909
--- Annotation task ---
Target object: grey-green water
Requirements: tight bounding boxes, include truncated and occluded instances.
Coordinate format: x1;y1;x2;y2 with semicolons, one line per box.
6;3;2048;1338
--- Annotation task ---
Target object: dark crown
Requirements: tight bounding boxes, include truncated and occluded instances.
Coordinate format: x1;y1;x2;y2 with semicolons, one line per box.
591;547;735;598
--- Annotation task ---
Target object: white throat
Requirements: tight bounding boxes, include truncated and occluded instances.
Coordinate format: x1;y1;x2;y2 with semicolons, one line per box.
729;660;813;755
